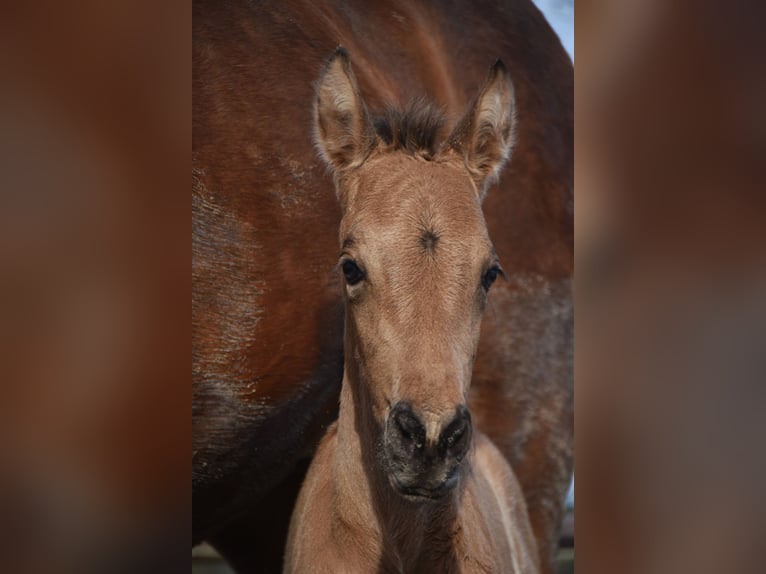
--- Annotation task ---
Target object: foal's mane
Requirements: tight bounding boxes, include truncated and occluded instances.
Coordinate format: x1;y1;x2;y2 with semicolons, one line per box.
373;98;445;159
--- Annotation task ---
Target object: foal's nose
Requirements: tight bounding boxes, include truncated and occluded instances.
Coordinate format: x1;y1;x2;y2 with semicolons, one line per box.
386;402;472;463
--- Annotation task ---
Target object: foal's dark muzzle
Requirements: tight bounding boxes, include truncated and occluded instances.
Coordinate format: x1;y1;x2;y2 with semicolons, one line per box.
383;402;472;500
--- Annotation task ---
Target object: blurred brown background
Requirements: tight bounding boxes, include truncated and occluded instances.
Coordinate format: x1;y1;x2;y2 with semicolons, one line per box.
0;1;189;572
576;1;766;573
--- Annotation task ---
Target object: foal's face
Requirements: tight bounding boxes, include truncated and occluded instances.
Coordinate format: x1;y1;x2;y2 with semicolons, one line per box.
314;48;515;500
338;155;502;498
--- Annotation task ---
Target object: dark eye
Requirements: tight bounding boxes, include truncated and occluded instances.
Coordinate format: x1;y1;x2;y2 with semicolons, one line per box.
482;265;500;291
342;259;365;286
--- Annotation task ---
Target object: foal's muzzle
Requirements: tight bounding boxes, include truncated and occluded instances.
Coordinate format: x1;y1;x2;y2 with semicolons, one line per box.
383;402;472;500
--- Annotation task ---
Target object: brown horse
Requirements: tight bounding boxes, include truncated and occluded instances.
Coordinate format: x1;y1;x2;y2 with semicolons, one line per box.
285;48;539;573
192;1;572;572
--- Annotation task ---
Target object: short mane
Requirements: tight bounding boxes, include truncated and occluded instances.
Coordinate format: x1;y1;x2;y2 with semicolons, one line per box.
373;98;445;159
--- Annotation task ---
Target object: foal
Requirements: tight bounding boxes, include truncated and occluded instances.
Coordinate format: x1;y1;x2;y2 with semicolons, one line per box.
285;48;539;573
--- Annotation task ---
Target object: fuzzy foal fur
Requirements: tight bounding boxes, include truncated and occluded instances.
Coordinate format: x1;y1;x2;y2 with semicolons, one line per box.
284;49;539;574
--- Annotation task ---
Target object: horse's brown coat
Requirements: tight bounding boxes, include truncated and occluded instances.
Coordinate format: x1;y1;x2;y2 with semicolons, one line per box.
192;1;572;571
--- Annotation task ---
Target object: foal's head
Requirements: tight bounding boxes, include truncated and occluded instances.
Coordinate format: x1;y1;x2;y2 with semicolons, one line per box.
314;48;515;501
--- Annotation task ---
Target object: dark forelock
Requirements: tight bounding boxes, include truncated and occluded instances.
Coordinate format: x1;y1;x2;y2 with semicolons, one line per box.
373;98;445;159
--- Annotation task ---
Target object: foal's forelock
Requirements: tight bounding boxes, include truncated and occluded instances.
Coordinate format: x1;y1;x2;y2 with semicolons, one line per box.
373;98;446;159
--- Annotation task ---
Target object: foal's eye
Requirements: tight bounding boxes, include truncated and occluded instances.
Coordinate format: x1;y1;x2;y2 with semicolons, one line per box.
341;259;365;286
482;265;501;291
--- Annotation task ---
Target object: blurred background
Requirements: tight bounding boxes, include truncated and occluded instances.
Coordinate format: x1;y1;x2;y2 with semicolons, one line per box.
576;0;765;572
0;1;189;572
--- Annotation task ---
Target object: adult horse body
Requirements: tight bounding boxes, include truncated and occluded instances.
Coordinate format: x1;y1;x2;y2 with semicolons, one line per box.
193;1;572;572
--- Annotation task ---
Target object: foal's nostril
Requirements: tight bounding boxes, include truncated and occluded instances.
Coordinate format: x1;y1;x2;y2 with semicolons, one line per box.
438;406;472;459
388;402;426;453
445;423;465;446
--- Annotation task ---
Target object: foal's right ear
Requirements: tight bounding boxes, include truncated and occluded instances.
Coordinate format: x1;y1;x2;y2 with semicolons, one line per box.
314;47;377;173
444;60;516;199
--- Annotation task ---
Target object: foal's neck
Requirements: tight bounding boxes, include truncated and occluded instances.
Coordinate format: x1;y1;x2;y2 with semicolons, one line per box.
333;364;460;560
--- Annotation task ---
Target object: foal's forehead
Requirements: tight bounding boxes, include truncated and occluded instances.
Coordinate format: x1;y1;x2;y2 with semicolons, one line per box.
346;156;488;239
360;154;476;198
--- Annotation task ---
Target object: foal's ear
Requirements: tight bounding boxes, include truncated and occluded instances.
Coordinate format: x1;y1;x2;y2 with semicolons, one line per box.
445;60;516;198
314;47;377;173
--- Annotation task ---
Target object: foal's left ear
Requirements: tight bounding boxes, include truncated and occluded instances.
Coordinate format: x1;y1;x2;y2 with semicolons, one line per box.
444;60;516;199
313;47;377;175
